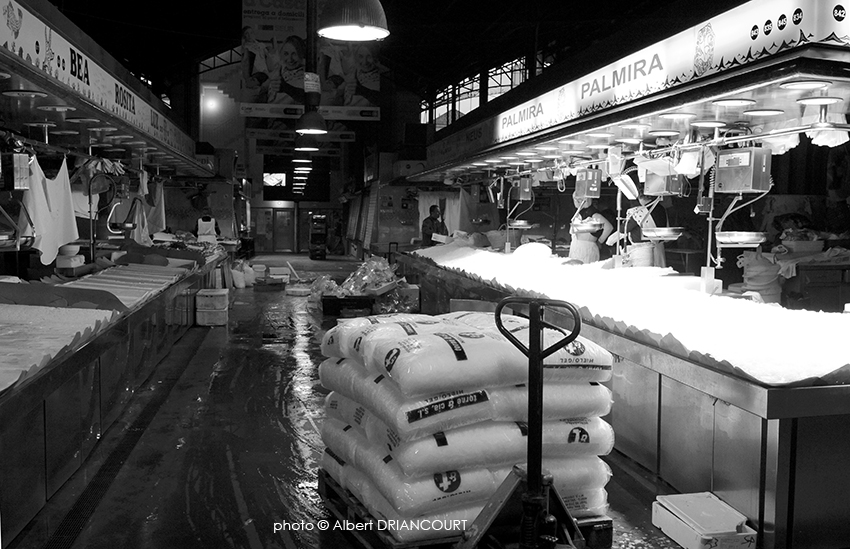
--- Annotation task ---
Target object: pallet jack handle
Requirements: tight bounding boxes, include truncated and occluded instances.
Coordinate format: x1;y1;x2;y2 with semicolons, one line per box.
496;298;582;549
494;298;581;360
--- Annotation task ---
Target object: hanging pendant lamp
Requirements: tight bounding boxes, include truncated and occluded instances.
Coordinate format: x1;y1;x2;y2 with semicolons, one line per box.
317;0;389;42
294;134;320;152
295;108;328;135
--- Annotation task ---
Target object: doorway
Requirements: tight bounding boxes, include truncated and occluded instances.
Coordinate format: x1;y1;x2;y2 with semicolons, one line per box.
252;207;296;253
273;209;295;252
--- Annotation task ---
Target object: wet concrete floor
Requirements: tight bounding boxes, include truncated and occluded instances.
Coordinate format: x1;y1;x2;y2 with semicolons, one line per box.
9;254;679;549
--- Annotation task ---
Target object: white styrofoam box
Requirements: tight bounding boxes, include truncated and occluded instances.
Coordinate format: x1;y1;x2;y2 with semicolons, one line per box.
268;267;290;276
652;492;757;549
196;289;229;310
56;255;85;268
781;239;823;253
196;309;228;326
269;274;290;284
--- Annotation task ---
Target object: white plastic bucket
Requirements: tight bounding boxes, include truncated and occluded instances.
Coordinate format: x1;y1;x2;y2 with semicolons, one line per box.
625;243;654;267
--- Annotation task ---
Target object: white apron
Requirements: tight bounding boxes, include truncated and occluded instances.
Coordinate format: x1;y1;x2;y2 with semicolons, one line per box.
197;217;217;244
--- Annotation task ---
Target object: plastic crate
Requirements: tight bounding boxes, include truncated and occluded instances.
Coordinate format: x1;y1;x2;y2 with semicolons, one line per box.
196;289;229;310
321;295;374;316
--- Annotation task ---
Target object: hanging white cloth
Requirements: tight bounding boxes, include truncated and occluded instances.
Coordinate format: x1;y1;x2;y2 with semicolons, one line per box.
137;170;149;197
144;180;166;234
70;187;95;219
19;157;79;265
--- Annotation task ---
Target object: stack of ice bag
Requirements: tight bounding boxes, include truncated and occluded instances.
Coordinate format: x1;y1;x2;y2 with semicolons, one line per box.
318;311;615;544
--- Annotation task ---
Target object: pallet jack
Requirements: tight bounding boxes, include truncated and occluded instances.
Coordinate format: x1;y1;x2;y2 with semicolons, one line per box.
454;297;585;549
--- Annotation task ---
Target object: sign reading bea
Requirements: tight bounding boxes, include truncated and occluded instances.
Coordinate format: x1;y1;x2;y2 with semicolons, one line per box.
69;47;89;86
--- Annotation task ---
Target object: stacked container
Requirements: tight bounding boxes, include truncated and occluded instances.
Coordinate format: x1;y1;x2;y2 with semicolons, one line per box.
195;288;229;326
318;311;615;544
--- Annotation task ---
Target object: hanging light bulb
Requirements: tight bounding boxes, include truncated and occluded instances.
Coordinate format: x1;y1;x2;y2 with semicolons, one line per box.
317;0;389;41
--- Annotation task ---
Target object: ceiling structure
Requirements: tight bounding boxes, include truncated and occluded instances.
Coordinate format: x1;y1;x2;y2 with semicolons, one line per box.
14;0;811;185
46;0;748;102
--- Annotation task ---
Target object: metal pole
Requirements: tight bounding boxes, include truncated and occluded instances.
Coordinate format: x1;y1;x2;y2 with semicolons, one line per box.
527;301;543;497
88;145;95;262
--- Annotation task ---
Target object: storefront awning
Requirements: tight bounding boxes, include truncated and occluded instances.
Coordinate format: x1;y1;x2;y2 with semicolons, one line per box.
409;0;850;183
0;0;213;178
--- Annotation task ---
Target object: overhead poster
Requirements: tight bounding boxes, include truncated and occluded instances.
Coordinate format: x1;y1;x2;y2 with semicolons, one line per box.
240;0;381;129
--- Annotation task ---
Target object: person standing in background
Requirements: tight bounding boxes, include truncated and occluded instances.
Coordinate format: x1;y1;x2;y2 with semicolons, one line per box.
568;194;614;264
195;209;221;244
421;205;447;247
622;192;669;267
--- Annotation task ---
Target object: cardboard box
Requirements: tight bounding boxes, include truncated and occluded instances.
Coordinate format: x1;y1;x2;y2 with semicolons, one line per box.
56;255;85;269
652;492;757;549
196;289;229;310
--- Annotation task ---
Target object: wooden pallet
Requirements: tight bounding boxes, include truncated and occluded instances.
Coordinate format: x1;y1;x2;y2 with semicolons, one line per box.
318;470;463;549
318;469;613;549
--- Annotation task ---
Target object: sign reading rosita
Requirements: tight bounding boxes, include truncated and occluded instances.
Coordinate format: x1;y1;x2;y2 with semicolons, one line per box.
115;84;136;115
580;53;663;99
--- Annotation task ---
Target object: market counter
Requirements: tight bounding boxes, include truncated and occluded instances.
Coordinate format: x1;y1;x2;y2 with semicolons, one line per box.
395;250;850;549
0;253;227;547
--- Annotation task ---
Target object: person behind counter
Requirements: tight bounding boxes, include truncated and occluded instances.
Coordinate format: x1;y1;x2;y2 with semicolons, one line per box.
421;205;448;247
627;193;668;267
569;195;614;264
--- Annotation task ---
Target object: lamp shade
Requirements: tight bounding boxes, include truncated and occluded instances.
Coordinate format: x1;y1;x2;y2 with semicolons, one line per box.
295;109;328;135
317;0;389;41
294;134;320;152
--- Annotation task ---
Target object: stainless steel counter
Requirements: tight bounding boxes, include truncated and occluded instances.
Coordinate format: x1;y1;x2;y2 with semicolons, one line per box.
0;255;226;547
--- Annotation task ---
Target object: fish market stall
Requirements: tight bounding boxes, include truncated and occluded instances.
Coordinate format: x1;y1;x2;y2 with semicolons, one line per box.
395;245;850;549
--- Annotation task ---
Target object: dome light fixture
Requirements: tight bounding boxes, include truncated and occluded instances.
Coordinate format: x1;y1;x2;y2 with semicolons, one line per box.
796;96;843;106
620;123;651;131
658;112;697;120
295;108;327;135
712;98;757;107
690;120;727;128
294;134;320;152
743;108;785;116
648;129;680;137
780;79;831;90
317;0;389;41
